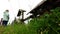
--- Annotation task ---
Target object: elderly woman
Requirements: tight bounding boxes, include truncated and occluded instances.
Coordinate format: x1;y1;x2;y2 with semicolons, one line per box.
3;10;9;26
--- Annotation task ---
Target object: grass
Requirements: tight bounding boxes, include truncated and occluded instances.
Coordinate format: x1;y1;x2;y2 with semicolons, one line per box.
0;23;37;34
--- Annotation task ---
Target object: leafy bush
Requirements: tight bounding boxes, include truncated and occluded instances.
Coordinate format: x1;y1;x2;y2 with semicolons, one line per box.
28;7;60;34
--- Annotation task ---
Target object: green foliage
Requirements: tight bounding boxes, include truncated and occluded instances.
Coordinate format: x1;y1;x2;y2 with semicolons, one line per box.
28;7;60;34
0;7;60;34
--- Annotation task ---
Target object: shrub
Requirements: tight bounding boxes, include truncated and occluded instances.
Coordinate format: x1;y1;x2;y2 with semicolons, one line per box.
28;7;60;34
